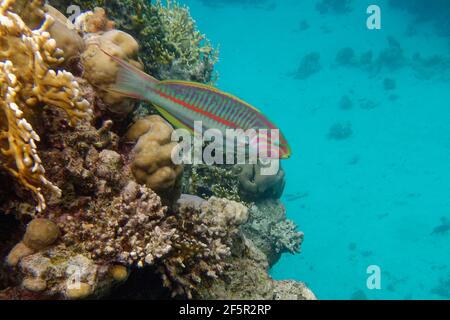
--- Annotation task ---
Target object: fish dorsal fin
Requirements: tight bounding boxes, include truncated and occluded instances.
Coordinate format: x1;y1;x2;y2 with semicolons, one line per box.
153;104;194;135
158;80;263;113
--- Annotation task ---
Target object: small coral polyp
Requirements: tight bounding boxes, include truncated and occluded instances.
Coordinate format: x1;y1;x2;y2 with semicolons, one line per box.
0;0;91;212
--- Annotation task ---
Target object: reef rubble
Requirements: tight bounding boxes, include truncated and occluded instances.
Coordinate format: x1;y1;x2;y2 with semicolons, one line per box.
0;0;313;300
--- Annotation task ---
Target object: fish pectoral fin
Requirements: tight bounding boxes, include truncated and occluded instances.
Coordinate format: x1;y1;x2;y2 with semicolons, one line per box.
153;104;194;135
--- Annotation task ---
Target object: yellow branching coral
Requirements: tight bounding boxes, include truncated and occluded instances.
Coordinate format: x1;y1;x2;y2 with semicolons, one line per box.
0;0;92;212
0;61;61;212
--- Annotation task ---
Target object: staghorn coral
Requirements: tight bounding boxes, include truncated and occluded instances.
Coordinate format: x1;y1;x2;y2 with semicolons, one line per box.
126;115;183;204
0;0;91;212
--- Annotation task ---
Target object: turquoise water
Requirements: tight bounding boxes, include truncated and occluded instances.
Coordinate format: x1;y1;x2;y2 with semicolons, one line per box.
179;0;450;299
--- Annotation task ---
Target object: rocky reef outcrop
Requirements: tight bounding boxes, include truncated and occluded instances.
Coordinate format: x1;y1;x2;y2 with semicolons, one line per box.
0;0;313;300
182;164;303;267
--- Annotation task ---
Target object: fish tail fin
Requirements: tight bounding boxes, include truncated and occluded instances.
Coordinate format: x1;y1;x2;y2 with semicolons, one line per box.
97;46;159;100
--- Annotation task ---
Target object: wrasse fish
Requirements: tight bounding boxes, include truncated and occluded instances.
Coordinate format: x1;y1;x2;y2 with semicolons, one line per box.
102;50;291;159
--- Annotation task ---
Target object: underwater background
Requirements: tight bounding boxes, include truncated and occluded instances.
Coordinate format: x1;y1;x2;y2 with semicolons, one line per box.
179;0;450;300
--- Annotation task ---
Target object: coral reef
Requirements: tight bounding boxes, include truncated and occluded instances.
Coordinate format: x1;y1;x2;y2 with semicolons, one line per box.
58;181;169;267
0;0;313;301
242;200;303;266
45;5;85;65
0;0;91;212
74;7;115;34
298;19;310;31
16;245;127;298
146;0;218;82
182;164;242;202
182;163;286;203
126;115;183;204
431;275;450;298
196;236;314;300
335;37;404;74
164;195;248;298
5;194;251;299
51;0;218;83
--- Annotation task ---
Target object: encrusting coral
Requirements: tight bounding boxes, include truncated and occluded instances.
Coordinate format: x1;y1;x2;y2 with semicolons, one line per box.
0;0;91;212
